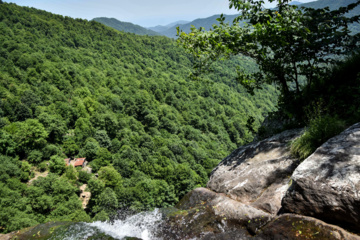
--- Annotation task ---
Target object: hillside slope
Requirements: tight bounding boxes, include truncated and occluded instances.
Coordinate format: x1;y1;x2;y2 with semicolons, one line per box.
93;17;159;36
0;2;277;233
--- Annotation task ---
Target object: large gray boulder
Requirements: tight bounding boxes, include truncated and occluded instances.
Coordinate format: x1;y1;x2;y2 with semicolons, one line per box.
165;188;360;240
282;123;360;232
207;129;302;214
162;187;272;239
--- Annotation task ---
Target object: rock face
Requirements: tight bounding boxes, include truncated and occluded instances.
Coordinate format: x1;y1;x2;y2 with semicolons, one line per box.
166;124;360;239
178;188;273;232
257;214;360;240
2;221;118;240
163;188;272;239
208;129;302;214
282;123;360;232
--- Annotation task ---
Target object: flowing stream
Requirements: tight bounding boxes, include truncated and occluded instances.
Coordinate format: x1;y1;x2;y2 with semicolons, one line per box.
49;209;165;240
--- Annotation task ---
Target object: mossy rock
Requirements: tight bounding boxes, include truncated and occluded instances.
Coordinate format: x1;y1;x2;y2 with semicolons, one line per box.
8;221;117;240
257;214;360;240
8;222;71;240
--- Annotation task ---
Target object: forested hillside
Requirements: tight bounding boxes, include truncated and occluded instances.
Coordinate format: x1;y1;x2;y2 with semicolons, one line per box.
0;2;277;233
93;17;160;36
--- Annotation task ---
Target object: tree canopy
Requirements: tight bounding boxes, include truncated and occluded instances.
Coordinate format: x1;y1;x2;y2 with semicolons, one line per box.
177;0;360;99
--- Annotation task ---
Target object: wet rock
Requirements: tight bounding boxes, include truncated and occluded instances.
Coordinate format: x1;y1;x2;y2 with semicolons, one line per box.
4;221;118;240
282;123;360;232
201;229;252;240
207;129;302;214
163;188;272;239
256;214;360;240
3;221;72;240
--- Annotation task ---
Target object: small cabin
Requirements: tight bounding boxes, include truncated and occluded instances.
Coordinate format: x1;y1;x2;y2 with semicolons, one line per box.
64;157;87;168
73;158;87;168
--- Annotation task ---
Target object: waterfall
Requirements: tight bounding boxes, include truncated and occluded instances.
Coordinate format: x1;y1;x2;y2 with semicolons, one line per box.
87;209;163;240
50;209;164;240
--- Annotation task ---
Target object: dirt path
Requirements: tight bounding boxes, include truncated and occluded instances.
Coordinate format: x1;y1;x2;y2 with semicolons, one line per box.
79;184;91;209
28;170;49;185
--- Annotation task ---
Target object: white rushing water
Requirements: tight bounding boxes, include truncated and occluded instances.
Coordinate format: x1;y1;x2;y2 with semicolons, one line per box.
86;208;163;240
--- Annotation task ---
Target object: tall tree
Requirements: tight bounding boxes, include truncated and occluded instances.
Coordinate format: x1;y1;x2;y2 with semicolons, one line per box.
177;0;360;97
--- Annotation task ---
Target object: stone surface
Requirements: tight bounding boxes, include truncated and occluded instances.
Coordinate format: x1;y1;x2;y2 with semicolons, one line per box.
282;123;360;232
2;221;118;240
256;214;360;240
0;233;15;240
166;188;360;239
163;187;272;239
207;129;302;214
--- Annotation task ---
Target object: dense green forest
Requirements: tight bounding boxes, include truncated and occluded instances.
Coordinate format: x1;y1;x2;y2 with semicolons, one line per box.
0;2;277;233
93;17;160;36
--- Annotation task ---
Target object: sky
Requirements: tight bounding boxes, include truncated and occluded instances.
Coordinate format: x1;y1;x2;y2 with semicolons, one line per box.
4;0;316;27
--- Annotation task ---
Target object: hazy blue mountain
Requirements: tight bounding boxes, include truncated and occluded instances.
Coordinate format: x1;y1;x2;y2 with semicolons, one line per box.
301;0;359;11
148;20;190;33
289;1;303;5
165;20;191;28
93;17;159;36
300;0;360;33
158;0;360;38
159;14;241;38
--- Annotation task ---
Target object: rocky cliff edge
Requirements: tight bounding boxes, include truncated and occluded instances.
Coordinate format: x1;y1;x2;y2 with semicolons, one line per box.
165;123;360;239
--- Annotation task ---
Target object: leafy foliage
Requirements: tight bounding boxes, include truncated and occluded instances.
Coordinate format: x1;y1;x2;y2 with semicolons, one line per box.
291;115;346;160
291;50;360;159
177;0;360;121
177;0;360;161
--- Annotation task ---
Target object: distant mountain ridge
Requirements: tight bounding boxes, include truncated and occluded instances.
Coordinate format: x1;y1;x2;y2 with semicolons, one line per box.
92;17;159;36
300;0;359;11
158;14;241;38
289;1;303;5
94;0;360;38
153;0;360;38
300;0;360;32
148;20;190;32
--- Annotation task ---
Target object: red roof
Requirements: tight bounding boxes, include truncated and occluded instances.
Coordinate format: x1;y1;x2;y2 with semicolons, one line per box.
74;158;86;167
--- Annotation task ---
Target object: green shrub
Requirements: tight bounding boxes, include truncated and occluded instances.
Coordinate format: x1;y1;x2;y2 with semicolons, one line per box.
49;155;66;175
291;115;346;160
27;150;43;164
78;170;91;184
38;161;48;172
